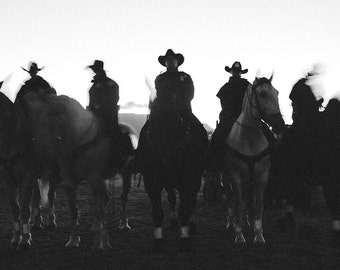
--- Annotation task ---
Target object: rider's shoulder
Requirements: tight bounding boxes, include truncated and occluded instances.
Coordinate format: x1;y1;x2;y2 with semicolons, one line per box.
105;77;118;87
240;78;251;85
178;71;190;77
177;71;192;82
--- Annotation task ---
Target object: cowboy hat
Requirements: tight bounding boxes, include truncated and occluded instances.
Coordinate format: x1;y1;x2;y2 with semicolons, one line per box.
225;61;248;74
158;49;184;67
21;62;44;73
87;60;104;71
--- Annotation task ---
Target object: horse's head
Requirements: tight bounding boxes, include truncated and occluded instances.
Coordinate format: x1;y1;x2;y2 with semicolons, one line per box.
249;76;285;134
15;91;50;135
149;92;183;134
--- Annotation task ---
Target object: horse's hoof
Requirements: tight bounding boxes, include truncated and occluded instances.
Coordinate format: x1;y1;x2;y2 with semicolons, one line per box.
17;242;32;251
101;232;112;250
254;230;266;245
10;240;19;250
151;239;165;258
65;235;81;248
119;219;131;232
10;232;20;249
102;242;112;250
234;233;246;244
45;216;57;230
226;218;235;232
169;218;179;232
17;234;32;251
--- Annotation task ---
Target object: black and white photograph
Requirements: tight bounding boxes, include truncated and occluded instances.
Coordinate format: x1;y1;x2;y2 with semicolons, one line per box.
0;0;339;269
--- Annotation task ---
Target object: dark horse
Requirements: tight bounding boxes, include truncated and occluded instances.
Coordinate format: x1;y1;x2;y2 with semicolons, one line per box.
267;98;340;246
29;121;138;233
0;90;134;250
0;91;49;249
139;92;208;254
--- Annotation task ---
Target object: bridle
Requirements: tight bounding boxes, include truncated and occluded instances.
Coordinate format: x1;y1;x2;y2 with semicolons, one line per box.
235;77;282;129
226;77;283;171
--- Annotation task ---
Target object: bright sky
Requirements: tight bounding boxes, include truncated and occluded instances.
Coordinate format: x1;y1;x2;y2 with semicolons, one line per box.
1;0;340;127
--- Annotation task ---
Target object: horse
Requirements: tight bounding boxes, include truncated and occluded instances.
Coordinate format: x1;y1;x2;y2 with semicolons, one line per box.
0;91;134;250
266;98;340;246
138;92;208;254
29;121;138;232
28;121;138;233
223;76;285;244
321;98;340;246
0;91;49;249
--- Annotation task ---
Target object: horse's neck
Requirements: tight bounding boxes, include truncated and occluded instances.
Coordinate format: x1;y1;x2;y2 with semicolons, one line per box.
227;95;268;155
0;128;23;161
235;112;265;140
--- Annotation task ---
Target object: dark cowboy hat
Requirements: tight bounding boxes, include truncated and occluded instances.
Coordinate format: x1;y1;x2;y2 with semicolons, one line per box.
158;49;184;67
21;62;44;73
87;60;104;71
225;61;248;74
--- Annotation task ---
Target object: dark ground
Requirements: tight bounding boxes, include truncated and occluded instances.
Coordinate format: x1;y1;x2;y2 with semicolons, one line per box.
0;178;339;270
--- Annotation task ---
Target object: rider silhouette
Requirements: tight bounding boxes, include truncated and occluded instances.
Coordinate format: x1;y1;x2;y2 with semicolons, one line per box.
289;71;324;128
207;61;251;171
87;60;132;167
87;60;119;132
15;62;56;107
136;49;207;171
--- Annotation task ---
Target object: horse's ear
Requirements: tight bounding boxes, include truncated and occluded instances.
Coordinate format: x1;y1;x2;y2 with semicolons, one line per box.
269;72;274;82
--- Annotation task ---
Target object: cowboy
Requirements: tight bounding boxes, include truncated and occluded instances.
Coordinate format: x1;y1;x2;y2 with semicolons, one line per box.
15;62;56;106
152;49;207;136
207;61;251;171
136;49;208;171
289;66;324;128
87;60;132;167
87;60;119;133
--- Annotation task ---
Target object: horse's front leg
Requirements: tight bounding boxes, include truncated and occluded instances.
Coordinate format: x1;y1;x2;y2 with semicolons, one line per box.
17;176;34;250
45;173;60;230
177;176;201;252
64;186;80;248
253;169;269;245
3;180;21;249
144;178;164;256
9;193;21;249
166;187;179;231
90;178;111;250
222;172;235;231
30;179;42;231
119;171;132;231
231;172;246;244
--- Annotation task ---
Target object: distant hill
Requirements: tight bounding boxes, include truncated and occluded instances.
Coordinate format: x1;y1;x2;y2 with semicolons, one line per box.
119;113;148;135
119;113;214;136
